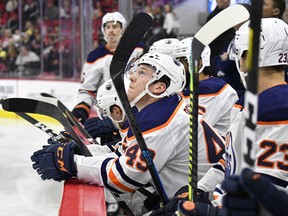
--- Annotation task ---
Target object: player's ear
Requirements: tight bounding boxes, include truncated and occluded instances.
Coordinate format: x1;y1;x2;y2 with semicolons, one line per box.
153;82;167;94
112;106;121;115
273;8;281;17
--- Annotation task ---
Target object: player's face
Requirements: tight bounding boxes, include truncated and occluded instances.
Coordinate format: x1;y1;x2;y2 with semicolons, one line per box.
127;64;154;103
262;0;278;18
216;0;230;9
104;22;122;44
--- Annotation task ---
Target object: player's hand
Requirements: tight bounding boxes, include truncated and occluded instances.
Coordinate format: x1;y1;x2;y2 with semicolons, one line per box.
31;142;82;181
149;184;223;216
230;168;288;216
176;201;220;216
222;170;259;216
72;101;91;124
84;117;118;139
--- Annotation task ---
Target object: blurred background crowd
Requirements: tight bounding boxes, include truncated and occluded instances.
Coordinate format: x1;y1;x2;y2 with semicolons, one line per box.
0;0;185;80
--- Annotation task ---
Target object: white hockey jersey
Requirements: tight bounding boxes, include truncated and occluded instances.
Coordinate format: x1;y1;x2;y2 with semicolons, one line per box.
226;84;288;189
181;77;238;137
77;44;144;107
74;95;190;200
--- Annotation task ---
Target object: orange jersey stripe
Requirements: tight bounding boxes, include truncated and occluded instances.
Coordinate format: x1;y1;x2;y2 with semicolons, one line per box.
108;159;135;193
126;99;184;141
258;120;288;125
86;53;113;65
199;84;229;97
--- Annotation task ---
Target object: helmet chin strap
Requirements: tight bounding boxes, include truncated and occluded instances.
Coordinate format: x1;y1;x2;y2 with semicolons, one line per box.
130;89;148;107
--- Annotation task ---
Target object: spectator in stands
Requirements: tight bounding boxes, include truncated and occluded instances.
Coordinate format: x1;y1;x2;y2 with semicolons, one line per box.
24;20;36;40
45;43;59;75
0;42;7;63
22;0;39;24
31;28;41;56
206;0;234;76
5;0;18;31
6;43;17;73
44;0;59;20
1;29;13;48
20;32;32;49
15;45;40;74
60;0;79;19
143;5;166;52
133;0;145;16
163;3;178;38
43;34;59;75
152;5;164;35
12;29;21;47
5;0;17;13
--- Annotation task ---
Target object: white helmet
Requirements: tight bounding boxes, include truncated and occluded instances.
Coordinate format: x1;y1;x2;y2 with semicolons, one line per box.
172;37;193;68
232;18;288;88
101;12;127;41
233;18;288;67
149;38;180;55
129;52;186;105
96;79;125;123
172;37;210;73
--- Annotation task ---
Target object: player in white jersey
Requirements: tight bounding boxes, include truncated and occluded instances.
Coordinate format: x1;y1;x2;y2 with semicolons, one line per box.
72;12;144;124
198;18;288;210
220;17;288;216
172;37;238;137
226;17;288;185
31;52;189;215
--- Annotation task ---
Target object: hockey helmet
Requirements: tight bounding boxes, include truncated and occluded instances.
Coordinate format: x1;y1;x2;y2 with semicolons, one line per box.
149;38;180;55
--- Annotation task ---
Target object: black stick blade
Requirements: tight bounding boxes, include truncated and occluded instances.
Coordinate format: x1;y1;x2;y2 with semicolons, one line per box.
2;98;38;113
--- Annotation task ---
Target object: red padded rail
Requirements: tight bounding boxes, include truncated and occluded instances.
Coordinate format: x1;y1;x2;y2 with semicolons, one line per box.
59;179;106;216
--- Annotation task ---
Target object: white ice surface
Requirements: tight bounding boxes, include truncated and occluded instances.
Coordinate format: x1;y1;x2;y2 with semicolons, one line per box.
0;116;63;216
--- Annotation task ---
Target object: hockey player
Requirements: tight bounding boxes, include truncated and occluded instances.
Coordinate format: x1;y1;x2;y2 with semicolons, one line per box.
31;52;188;215
225;17;288;185
172;37;238;137
85;37;179;147
191;17;288;215
72;11;143;124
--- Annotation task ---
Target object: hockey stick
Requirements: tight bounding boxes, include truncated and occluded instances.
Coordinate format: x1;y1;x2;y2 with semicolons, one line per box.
39;92;99;144
2;95;157;214
1;97;93;156
189;5;250;201
243;0;263;168
1;97;136;216
110;13;170;205
15;112;66;143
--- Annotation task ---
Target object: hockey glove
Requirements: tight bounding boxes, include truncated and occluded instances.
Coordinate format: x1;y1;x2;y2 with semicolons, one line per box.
150;186;216;216
239;168;288;216
72;101;91;124
84;117;118;139
31;142;82;181
222;172;259;216
176;201;224;216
